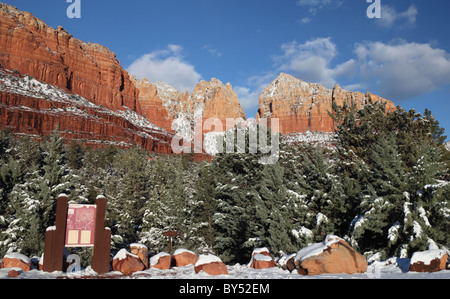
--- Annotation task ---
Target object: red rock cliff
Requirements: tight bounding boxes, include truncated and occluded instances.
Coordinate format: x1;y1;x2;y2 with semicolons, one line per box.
133;77;247;133
131;77;174;132
0;3;140;113
0;68;173;153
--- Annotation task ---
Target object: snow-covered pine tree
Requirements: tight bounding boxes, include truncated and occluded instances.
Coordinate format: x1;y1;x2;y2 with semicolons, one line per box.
190;162;216;252
211;152;261;264
0;136;44;256
281;143;347;244
333;100;449;258
393;140;449;257
108;147;150;246
39;129;73;231
138;156;191;252
347;135;408;256
4;163;43;256
183;160;215;253
253;162;299;255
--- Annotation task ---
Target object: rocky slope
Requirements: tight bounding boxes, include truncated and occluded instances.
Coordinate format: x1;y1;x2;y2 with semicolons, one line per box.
0;68;173;153
256;73;396;135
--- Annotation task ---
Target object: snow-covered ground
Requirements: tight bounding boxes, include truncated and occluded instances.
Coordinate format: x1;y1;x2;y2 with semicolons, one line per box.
1;260;449;280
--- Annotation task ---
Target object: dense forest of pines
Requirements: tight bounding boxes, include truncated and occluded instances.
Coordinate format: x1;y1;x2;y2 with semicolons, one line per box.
0;101;449;266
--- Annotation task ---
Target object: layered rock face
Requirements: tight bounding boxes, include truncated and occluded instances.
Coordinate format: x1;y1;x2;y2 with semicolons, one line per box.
0;3;139;113
193;79;246;128
256;73;396;135
133;77;247;133
0;4;175;154
131;77;174;132
0;68;173;153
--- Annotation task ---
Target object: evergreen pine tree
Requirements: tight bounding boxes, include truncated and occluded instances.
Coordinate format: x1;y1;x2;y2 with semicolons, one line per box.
39;129;73;231
110;148;149;246
5;164;43;255
187;161;216;253
0;135;44;256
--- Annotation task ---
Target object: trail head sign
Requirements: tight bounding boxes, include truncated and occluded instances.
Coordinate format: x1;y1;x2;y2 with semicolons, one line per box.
43;194;111;274
65;204;96;247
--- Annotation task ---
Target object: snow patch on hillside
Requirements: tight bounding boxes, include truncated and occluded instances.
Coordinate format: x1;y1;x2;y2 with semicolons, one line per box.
283;131;335;145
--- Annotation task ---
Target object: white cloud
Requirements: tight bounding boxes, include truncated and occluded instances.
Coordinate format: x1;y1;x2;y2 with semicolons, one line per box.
300;17;312;24
297;0;344;15
354;40;450;100
273;37;357;88
127;44;202;93
266;38;450;102
376;4;418;29
203;45;222;58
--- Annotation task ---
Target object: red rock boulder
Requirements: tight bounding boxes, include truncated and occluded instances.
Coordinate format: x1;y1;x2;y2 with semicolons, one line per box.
0;252;31;272
249;247;276;269
294;235;367;276
150;252;172;270
173;249;198;267
130;243;149;269
112;249;145;275
409;249;448;273
8;269;22;277
194;254;228;276
249;254;276;269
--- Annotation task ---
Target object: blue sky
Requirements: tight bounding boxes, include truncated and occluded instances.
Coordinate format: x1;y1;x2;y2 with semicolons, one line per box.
4;0;450;140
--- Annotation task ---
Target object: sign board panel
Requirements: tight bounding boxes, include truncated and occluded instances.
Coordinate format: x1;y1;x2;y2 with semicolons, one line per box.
65;204;96;247
163;231;178;237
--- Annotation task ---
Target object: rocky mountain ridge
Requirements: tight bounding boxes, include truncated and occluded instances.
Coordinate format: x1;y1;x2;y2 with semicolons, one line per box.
132;77;247;133
256;73;396;135
0;3;397;154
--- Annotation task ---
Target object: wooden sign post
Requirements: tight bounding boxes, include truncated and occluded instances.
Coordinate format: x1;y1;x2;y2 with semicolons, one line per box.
163;231;178;255
43;194;111;274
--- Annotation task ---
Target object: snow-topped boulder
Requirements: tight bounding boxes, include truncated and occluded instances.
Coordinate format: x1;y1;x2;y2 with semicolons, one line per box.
194;254;228;276
130;243;149;269
112;249;145;275
277;253;297;272
173;249;198;267
248;247;276;269
150;252;172;270
251;247;271;258
409;249;448;273
0;252;31;272
294;235;367;275
249;254;276;269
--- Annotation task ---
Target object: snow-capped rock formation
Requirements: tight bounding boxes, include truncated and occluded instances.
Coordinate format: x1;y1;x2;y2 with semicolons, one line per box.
256;73;396;135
